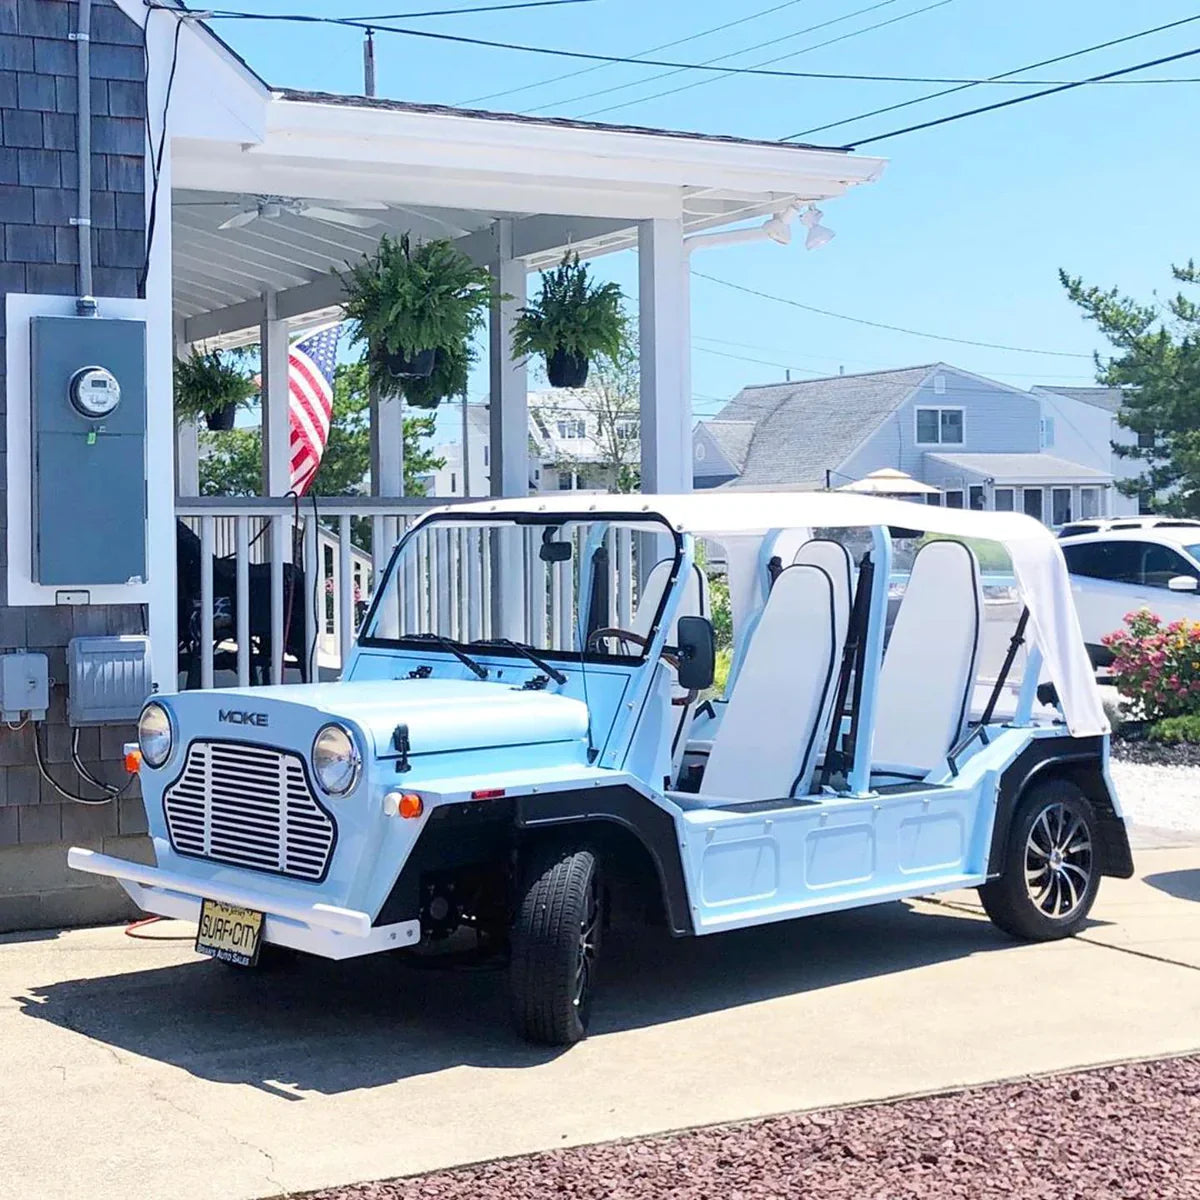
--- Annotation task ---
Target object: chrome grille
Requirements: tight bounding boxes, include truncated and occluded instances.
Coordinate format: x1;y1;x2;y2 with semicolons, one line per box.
163;741;336;881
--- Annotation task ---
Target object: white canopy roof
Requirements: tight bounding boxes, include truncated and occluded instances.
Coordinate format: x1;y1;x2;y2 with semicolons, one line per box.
441;492;1108;738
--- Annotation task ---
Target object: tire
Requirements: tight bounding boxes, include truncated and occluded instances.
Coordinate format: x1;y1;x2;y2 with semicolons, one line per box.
509;844;602;1046
979;778;1100;941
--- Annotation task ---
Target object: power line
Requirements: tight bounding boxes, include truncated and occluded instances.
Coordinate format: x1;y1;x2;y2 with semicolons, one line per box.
783;13;1200;140
572;0;953;120
179;13;1200;88
161;1;601;23
460;0;811;107
524;0;911;116
846;44;1200;147
692;271;1095;358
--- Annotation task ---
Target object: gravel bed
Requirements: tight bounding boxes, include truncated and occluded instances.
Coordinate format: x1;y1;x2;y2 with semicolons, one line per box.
1110;758;1200;836
304;1057;1200;1200
1112;737;1200;769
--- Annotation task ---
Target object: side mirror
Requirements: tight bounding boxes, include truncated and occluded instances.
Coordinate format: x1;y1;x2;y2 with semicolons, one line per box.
674;616;715;692
1167;575;1198;593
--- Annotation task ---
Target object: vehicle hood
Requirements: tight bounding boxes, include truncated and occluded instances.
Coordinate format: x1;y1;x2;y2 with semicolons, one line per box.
166;678;590;758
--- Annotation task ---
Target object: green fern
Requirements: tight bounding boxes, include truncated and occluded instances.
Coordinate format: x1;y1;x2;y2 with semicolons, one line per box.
511;253;627;362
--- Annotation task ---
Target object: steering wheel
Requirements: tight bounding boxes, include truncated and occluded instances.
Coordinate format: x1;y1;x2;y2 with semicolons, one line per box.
585;627;649;654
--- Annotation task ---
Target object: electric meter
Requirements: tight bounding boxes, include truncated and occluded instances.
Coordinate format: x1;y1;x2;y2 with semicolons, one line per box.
68;365;121;419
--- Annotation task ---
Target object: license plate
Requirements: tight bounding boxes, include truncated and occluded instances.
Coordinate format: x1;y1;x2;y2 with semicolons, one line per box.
195;898;264;967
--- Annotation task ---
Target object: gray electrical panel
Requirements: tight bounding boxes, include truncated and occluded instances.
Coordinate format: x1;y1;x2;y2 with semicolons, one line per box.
30;315;147;586
0;652;48;722
67;635;152;726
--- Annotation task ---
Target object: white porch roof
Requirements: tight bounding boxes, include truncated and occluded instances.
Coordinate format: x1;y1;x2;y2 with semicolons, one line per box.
925;453;1113;486
170;89;886;340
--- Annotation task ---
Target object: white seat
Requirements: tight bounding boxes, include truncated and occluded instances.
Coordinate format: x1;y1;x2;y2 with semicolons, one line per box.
870;540;983;780
699;564;839;802
633;559;709;782
793;538;853;649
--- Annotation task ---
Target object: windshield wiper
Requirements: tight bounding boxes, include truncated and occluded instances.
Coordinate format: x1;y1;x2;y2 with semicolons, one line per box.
472;637;568;685
407;633;488;680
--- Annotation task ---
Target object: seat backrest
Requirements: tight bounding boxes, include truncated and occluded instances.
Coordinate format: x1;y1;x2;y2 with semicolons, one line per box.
633;559;709;782
701;564;838;801
793;539;853;648
870;539;983;778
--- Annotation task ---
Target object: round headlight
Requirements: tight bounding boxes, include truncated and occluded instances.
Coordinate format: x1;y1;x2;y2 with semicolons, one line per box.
312;723;361;795
138;702;173;768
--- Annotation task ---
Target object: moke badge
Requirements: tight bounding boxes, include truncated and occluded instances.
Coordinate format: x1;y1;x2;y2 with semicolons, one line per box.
218;709;269;727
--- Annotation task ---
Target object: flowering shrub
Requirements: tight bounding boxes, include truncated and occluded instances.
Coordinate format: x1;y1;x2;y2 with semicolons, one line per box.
1102;610;1200;721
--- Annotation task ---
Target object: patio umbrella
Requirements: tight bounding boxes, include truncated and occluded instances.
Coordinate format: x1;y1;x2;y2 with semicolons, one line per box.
836;468;940;496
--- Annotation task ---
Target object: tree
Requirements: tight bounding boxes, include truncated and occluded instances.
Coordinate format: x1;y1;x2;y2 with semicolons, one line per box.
532;320;641;493
199;360;445;498
1061;262;1200;515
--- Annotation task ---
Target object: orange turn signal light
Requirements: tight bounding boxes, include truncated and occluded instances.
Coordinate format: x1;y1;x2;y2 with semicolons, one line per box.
124;749;142;775
398;792;424;820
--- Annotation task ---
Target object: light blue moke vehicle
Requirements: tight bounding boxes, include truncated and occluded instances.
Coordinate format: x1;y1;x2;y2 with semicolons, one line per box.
71;493;1133;1045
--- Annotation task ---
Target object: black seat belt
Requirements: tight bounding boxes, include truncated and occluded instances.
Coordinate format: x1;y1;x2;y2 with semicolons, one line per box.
818;552;874;788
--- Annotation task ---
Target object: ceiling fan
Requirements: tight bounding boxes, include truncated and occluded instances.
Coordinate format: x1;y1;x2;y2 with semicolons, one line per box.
206;195;389;231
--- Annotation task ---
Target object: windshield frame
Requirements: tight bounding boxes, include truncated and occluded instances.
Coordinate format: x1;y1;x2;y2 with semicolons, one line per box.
356;508;686;667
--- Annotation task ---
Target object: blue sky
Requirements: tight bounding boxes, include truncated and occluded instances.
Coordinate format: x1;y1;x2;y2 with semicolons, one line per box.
215;0;1200;431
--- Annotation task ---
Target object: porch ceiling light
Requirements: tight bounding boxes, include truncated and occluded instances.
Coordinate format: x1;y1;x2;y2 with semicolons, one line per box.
801;206;835;251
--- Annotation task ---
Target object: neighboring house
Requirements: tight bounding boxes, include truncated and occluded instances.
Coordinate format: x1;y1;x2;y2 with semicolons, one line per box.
694;363;1115;530
431;391;639;496
1031;385;1140;517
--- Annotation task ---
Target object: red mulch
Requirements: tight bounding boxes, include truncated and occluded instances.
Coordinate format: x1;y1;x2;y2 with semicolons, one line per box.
300;1056;1200;1200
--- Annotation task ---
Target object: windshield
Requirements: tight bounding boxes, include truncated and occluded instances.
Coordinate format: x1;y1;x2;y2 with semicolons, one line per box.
360;513;682;661
1186;544;1200;565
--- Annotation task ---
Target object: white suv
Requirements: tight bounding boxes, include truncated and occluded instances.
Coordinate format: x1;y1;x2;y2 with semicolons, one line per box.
1060;527;1200;663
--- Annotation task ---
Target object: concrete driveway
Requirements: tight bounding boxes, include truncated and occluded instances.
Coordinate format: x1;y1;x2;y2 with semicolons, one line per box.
2;837;1199;1200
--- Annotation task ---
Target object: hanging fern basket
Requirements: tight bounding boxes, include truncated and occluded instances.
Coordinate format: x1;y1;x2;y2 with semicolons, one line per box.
546;348;589;388
205;403;239;432
383;345;437;380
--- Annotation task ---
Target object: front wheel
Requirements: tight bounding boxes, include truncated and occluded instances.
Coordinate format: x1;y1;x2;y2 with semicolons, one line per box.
509;845;602;1046
979;779;1100;940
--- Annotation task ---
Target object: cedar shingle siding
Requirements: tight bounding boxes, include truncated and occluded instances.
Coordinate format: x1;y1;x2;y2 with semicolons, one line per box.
0;0;150;932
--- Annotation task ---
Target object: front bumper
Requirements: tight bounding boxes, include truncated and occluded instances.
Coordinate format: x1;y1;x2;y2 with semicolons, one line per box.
68;847;420;960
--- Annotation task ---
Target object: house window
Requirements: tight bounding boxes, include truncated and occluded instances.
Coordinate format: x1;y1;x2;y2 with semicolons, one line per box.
557;419;586;439
557;471;574;490
483;445;490;467
915;407;964;445
925;493;942;506
1079;486;1100;520
933;374;946;395
450;472;457;494
615;418;639;441
994;487;1015;512
969;485;985;511
1051;487;1072;527
1040;417;1055;448
945;489;964;509
1023;488;1044;521
1137;430;1155;449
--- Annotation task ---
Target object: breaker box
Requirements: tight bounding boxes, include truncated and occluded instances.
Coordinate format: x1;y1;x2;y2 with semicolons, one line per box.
29;315;147;586
0;652;48;722
67;635;152;726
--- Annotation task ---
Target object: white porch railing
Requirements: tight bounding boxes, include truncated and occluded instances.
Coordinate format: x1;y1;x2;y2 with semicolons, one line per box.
176;496;462;689
176;497;645;689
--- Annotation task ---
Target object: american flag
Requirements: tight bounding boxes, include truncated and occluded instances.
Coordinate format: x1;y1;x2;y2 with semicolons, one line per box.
288;324;341;496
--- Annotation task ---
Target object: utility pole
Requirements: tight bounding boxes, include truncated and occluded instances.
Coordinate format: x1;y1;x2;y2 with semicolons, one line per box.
461;394;471;497
363;28;376;97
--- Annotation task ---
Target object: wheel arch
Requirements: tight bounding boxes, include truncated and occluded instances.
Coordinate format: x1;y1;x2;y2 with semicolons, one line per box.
515;786;694;936
986;736;1134;880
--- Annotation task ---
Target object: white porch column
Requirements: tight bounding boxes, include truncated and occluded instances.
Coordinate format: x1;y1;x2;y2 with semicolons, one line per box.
638;217;689;494
489;218;528;498
370;382;404;497
259;291;291;495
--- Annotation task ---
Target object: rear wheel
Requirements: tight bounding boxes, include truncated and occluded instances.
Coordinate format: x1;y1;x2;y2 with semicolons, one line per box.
979;779;1100;940
509;845;602;1046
